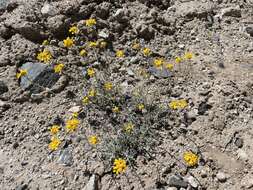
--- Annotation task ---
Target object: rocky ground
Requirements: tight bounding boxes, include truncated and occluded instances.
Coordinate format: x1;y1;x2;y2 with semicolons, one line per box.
0;0;253;190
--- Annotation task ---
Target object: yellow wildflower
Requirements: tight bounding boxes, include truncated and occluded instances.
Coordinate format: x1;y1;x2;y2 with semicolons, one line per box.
132;42;141;50
124;122;134;133
50;125;60;135
153;58;164;68
72;112;78;118
184;52;194;60
169;99;188;110
88;135;99;145
37;49;52;63
165;63;174;71
87;68;95;78
142;47;151;56
42;39;49;46
16;69;27;79
49;137;61;151
175;56;182;64
100;41;107;49
63;37;74;48
80;49;87;56
112;106;120;113
54;63;64;73
183;151;199;167
82;96;90;105
116;50;125;58
88;89;96;97
104;82;113;91
88;41;98;48
69;26;78;35
85;18;96;27
113;158;127;175
66;118;80;132
137;103;145;111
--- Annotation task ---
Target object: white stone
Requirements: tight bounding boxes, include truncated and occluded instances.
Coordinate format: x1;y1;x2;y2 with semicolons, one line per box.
83;174;98;190
237;149;248;161
41;3;56;16
68;106;81;113
186;176;199;188
216;172;227;182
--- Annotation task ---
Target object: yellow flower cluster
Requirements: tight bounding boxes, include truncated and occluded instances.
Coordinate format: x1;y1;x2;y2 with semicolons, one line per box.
54;63;64;73
169;99;188;109
183;151;199;167
142;47;152;56
116;50;125;58
124;122;134;133
87;68;95;78
63;37;74;48
104;82;113;91
80;49;87;56
88;41;98;48
66;118;80;132
112;106;120;113
50;125;60;135
85;18;96;27
37;49;52;63
137;103;145;111
49;136;61;151
69;26;78;35
113;158;127;175
88;135;99;145
153;58;165;68
16;69;27;79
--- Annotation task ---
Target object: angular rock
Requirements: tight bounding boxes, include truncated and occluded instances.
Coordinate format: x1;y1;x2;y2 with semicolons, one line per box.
175;1;213;18
0;81;8;95
134;22;155;40
149;67;171;78
245;26;253;37
221;6;241;17
20;62;60;93
168;175;188;188
186;176;199;188
58;148;73;166
216;172;227;182
83;174;98;190
41;2;57;16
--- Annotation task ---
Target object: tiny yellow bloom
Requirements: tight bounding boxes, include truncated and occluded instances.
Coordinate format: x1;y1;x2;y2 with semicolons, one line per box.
69;26;78;35
99;41;107;49
50;125;60;135
124;122;134;133
49;137;61;151
87;68;95;78
112;106;120;113
80;49;87;56
165;63;174;71
66;118;80;132
16;69;27;79
88;41;98;48
175;56;182;64
142;47;152;56
153;58;164;68
72;112;79;118
183;151;199;167
113;158;127;175
88;89;96;97
37;49;52;63
54;63;64;73
85;18;96;27
82;96;90;104
169;99;188;110
88;135;99;145
42;39;49;46
104;82;113;91
116;50;125;58
184;52;194;60
132;42;141;50
137;103;145;111
63;37;74;48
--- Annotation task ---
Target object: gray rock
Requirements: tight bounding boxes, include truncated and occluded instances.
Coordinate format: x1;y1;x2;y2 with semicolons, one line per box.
149;67;171;78
186;176;199;188
234;137;243;148
221;6;241;17
58;148;73;166
15;184;28;190
98;29;110;39
241;174;253;189
95;2;111;19
216;172;227;182
0;0;9;10
134;22;155;40
126;68;135;76
167;187;177;190
237;149;248;161
0;81;8;95
83;174;98;190
41;3;56;16
245;26;253;37
168;175;188;188
20;62;60;93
